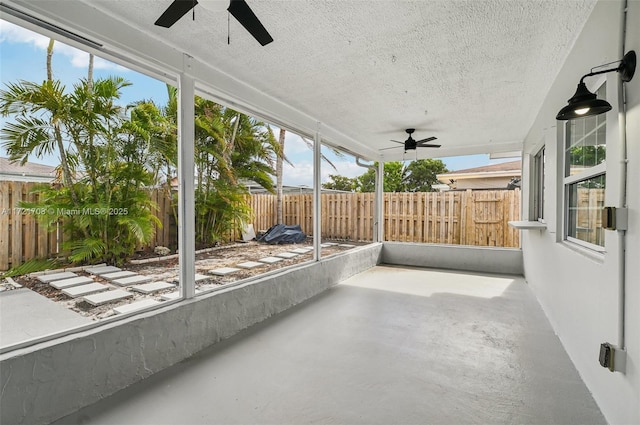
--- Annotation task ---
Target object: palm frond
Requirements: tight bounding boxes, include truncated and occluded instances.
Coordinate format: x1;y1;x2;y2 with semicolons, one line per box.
2;258;61;278
66;238;107;264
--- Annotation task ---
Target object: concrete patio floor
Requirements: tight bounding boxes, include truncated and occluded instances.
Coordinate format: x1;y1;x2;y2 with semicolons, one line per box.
53;265;605;424
0;289;91;348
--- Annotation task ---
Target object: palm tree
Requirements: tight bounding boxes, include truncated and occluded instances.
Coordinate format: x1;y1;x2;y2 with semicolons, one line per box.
0;39;81;202
1;44;164;264
226;111;281;192
276;128;285;223
189;98;283;245
0;79;76;191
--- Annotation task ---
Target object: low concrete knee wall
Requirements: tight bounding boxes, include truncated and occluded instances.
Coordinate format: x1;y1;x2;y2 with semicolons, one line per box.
0;243;382;425
382;242;523;275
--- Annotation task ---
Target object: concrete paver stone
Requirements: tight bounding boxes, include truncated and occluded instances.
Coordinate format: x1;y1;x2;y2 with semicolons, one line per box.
85;266;122;275
62;283;109;298
50;276;95;290
290;248;312;254
83;290;132;306
237;261;265;269
258;256;283;264
131;281;175;294
275;252;298;259
112;275;152;286
101;271;138;281
37;272;78;283
209;267;241;276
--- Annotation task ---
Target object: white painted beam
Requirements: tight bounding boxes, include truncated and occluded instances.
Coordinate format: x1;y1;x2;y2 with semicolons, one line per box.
178;65;196;299
376;160;384;242
313;128;322;260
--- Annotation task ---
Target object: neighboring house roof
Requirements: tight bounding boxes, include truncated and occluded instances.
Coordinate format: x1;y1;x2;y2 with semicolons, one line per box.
438;160;522;179
436;160;521;190
0;157;58;182
242;179;349;194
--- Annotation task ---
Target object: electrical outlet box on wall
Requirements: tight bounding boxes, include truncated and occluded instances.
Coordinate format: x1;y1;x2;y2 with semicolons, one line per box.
599;343;627;373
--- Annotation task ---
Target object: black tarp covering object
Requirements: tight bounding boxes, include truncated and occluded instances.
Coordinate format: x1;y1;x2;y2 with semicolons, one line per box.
258;224;306;244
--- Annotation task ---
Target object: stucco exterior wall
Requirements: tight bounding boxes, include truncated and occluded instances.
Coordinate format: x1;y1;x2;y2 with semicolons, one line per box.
452;176;514;190
382;242;523;275
521;1;640;423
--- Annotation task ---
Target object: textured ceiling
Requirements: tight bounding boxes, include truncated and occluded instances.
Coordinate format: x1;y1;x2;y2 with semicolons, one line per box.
7;0;597;160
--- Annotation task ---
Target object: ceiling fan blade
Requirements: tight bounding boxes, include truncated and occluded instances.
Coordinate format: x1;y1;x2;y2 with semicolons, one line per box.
380;146;402;151
389;140;404;145
417;144;441;148
227;0;274;46
155;0;198;28
415;136;437;144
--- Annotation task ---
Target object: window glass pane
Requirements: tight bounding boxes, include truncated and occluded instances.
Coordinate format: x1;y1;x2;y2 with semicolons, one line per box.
565;85;606;177
0;19;175;348
534;147;545;220
595;124;606;164
570;119;585;147
567;174;605;247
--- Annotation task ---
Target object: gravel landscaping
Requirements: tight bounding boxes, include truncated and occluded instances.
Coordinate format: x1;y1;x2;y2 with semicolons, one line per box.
1;240;363;321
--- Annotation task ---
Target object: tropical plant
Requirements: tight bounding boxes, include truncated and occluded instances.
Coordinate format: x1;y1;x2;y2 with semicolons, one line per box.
276;128;286;223
189;97;282;246
324;159;448;193
1;258;60;278
1;47;161;264
357;161;407;192
404;159;448;192
2;38;293;263
322;174;358;192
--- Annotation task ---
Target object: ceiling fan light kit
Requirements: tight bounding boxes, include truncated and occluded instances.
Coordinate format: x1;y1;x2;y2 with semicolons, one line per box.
380;128;441;152
155;0;273;46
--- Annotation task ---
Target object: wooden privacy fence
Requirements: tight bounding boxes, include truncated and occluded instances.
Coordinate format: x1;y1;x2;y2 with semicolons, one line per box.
573;188;605;246
0;182;174;271
382;190;520;246
0;181;62;271
1;180;520;270
249;189;521;247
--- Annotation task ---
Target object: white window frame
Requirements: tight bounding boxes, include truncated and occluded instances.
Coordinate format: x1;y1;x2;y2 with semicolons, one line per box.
562;78;607;253
532;146;545;222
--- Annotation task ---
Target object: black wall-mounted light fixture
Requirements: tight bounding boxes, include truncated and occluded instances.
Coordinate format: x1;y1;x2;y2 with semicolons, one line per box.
556;50;636;121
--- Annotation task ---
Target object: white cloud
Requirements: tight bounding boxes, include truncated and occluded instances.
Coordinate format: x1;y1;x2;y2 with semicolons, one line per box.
0;20;49;48
283;161;313;187
282;158;366;187
329;160;367;179
0;19;126;71
282;132;313;156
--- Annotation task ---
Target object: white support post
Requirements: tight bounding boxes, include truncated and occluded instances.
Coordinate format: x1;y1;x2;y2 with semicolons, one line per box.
178;59;196;299
376;160;384;242
313;127;322;260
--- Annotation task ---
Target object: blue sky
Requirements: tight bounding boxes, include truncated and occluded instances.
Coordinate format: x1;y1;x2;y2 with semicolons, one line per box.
0;19;515;187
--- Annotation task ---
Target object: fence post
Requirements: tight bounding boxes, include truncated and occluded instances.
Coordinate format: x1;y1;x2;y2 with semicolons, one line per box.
0;182;10;270
10;182;23;268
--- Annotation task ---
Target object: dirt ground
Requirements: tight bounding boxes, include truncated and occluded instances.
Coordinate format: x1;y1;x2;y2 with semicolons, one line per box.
4;240;363;320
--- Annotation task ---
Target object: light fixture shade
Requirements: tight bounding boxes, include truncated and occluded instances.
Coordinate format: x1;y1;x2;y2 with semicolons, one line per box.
556;82;612;120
